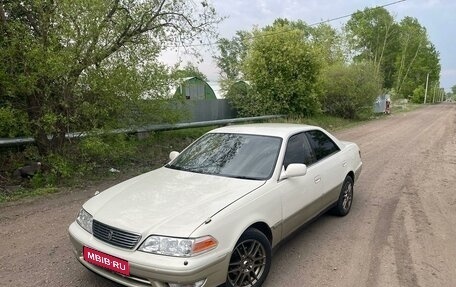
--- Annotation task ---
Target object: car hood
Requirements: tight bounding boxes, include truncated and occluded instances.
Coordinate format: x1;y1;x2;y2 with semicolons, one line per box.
83;167;265;237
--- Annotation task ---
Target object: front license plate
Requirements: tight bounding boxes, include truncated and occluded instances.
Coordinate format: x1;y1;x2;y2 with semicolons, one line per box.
83;246;130;276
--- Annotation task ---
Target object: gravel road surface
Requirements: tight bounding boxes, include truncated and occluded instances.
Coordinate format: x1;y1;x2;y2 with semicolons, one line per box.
1;103;455;287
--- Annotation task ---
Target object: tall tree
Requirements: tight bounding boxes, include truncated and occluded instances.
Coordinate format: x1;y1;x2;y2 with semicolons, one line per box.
398;42;440;99
0;0;219;155
345;7;399;89
213;30;250;82
394;17;440;98
311;23;345;67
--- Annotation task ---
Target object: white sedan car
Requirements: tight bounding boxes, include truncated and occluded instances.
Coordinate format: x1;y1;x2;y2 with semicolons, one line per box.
69;123;362;287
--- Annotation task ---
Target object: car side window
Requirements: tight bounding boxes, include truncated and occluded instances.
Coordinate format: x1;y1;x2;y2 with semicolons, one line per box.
283;133;316;169
305;130;340;161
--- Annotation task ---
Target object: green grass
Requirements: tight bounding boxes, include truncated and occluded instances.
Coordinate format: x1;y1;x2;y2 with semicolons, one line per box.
0;186;59;203
392;103;422;113
277;114;366;132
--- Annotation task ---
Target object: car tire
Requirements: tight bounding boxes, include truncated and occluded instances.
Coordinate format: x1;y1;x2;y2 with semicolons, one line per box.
332;176;354;217
225;228;272;287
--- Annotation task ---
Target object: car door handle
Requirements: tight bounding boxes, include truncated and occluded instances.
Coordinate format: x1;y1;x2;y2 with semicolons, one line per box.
314;176;321;184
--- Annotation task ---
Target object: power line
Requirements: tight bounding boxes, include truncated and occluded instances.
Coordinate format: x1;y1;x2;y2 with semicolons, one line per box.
309;0;406;26
165;0;407;48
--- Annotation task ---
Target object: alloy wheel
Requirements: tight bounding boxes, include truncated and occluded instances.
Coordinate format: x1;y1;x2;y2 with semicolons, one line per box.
227;239;267;286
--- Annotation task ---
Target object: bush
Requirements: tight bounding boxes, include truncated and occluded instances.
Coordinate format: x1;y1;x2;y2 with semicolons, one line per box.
79;134;136;165
242;25;321;116
224;81;264;117
411;85;425;103
322;62;382;119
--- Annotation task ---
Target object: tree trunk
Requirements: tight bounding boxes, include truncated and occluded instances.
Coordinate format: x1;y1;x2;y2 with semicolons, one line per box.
26;92;51;155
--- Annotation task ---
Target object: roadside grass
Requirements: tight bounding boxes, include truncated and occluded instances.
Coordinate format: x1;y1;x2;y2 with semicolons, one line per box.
0;186;59;203
392;103;422;113
0;104;421;203
0;126;215;203
275;114;367;131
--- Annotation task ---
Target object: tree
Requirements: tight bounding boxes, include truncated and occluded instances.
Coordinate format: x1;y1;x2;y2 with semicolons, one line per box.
411;85;426;103
213;30;250;82
322;62;382;119
0;0;219;155
171;62;208;81
311;23;346;67
268;19;344;67
241;23;321;116
224;81;259;117
446;85;456;102
345;7;399;89
394;17;440;98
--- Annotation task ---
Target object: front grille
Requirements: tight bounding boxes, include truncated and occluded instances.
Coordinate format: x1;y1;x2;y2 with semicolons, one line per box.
92;220;141;249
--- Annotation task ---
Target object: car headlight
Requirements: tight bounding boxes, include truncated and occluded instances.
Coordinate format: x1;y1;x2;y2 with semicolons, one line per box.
138;235;218;257
76;208;93;234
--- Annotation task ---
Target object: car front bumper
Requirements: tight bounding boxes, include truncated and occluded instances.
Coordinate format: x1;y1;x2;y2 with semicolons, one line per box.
68;222;230;287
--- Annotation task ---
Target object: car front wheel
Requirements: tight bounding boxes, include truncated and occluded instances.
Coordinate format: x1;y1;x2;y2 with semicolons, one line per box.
226;228;271;287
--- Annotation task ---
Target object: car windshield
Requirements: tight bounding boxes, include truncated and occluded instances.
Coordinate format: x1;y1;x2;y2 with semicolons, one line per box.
166;133;282;180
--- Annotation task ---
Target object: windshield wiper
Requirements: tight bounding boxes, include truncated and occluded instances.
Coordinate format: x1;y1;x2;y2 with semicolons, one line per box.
166;164;188;171
228;175;259;180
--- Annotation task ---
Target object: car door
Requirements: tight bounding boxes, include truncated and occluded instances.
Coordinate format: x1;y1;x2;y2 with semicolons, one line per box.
305;130;344;207
278;132;324;239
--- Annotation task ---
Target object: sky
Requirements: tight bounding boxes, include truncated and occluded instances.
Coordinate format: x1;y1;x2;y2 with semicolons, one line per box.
160;0;456;91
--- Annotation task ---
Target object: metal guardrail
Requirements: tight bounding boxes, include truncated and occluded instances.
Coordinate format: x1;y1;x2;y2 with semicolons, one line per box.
0;115;284;147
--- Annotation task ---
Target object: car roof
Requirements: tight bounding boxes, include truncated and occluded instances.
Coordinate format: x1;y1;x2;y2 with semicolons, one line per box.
209;123;321;138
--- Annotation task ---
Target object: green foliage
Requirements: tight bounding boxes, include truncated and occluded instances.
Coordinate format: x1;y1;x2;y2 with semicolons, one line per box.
322;62;382;119
411;85;426;103
447;86;456;102
311;23;346;67
278;114;365;132
215;19;352;117
0;0;220;155
171;62;208;81
0;106;31;137
213;31;251;81
242;24;321;116
224;81;264;117
345;7;399;89
45;153;77;180
345;8;441;97
270;19;345;67
394;17;440;98
79;134;136;165
0;187;59;203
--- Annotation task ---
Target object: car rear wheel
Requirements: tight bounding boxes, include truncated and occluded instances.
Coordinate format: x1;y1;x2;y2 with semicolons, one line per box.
226;228;271;287
333;176;354;216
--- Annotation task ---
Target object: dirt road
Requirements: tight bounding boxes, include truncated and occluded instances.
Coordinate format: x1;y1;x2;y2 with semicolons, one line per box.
1;104;455;287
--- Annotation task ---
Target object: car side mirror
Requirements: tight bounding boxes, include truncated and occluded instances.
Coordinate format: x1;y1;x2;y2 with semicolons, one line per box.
280;163;307;180
169;151;180;161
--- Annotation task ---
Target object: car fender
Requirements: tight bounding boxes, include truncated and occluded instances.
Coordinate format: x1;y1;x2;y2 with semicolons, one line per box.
190;182;282;255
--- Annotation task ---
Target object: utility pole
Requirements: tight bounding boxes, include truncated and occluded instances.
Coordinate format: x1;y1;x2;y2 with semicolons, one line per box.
432;82;437;103
424;73;429;104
